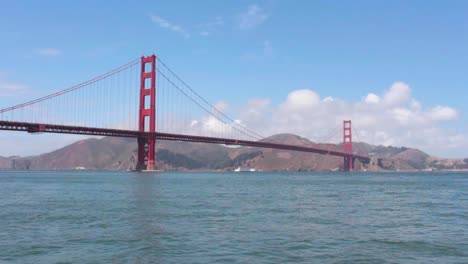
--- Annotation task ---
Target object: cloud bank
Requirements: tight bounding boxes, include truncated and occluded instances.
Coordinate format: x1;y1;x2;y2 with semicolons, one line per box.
229;82;466;157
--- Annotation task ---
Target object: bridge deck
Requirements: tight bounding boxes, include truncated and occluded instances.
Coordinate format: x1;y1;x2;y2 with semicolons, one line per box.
0;121;370;163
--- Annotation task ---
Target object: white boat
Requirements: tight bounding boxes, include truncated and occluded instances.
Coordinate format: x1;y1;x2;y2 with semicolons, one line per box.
234;167;256;172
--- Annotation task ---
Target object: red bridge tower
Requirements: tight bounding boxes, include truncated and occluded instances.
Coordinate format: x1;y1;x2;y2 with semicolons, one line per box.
343;120;354;171
137;55;157;171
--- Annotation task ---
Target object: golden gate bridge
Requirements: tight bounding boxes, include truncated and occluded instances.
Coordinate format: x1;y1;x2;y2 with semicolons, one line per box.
0;55;369;171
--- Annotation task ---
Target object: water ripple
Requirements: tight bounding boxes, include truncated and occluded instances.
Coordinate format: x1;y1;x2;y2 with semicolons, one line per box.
0;171;467;263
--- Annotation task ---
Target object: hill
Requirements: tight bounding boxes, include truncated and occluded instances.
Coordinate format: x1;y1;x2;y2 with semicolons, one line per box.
2;134;467;171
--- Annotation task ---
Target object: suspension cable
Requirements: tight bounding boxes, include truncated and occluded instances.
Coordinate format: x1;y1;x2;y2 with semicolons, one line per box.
156;57;266;140
0;58;140;114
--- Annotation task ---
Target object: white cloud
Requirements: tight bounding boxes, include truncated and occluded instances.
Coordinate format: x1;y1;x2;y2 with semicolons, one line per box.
364;93;380;103
190;120;199;127
237;4;269;30
0;73;30;97
429;106;458;121
198;16;224;36
0;82;29;97
202;116;226;134
187;115;240;137
383;81;411;106
37;48;62;56
248;98;270;109
149;14;190;38
410;99;421;110
281;89;320;112
243;98;270;122
234;82;466;157
214;100;229;112
389;107;414;126
185;95;468;156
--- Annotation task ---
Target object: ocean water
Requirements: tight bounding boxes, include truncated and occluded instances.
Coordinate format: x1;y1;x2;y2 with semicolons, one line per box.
0;171;467;264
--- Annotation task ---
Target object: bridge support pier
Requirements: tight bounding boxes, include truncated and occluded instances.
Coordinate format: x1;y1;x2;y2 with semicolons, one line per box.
136;55;157;171
343;156;355;172
137;137;156;171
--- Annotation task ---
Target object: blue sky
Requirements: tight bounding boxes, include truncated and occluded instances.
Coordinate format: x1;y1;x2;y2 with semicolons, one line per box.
1;0;467;157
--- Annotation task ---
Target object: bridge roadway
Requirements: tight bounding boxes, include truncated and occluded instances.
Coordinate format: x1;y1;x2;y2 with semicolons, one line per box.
0;121;370;163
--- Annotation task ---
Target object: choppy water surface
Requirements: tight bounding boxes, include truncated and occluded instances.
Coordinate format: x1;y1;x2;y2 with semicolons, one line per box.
0;171;467;263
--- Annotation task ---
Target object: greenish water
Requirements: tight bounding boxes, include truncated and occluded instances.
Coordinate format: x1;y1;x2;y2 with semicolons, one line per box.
0;171;467;263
